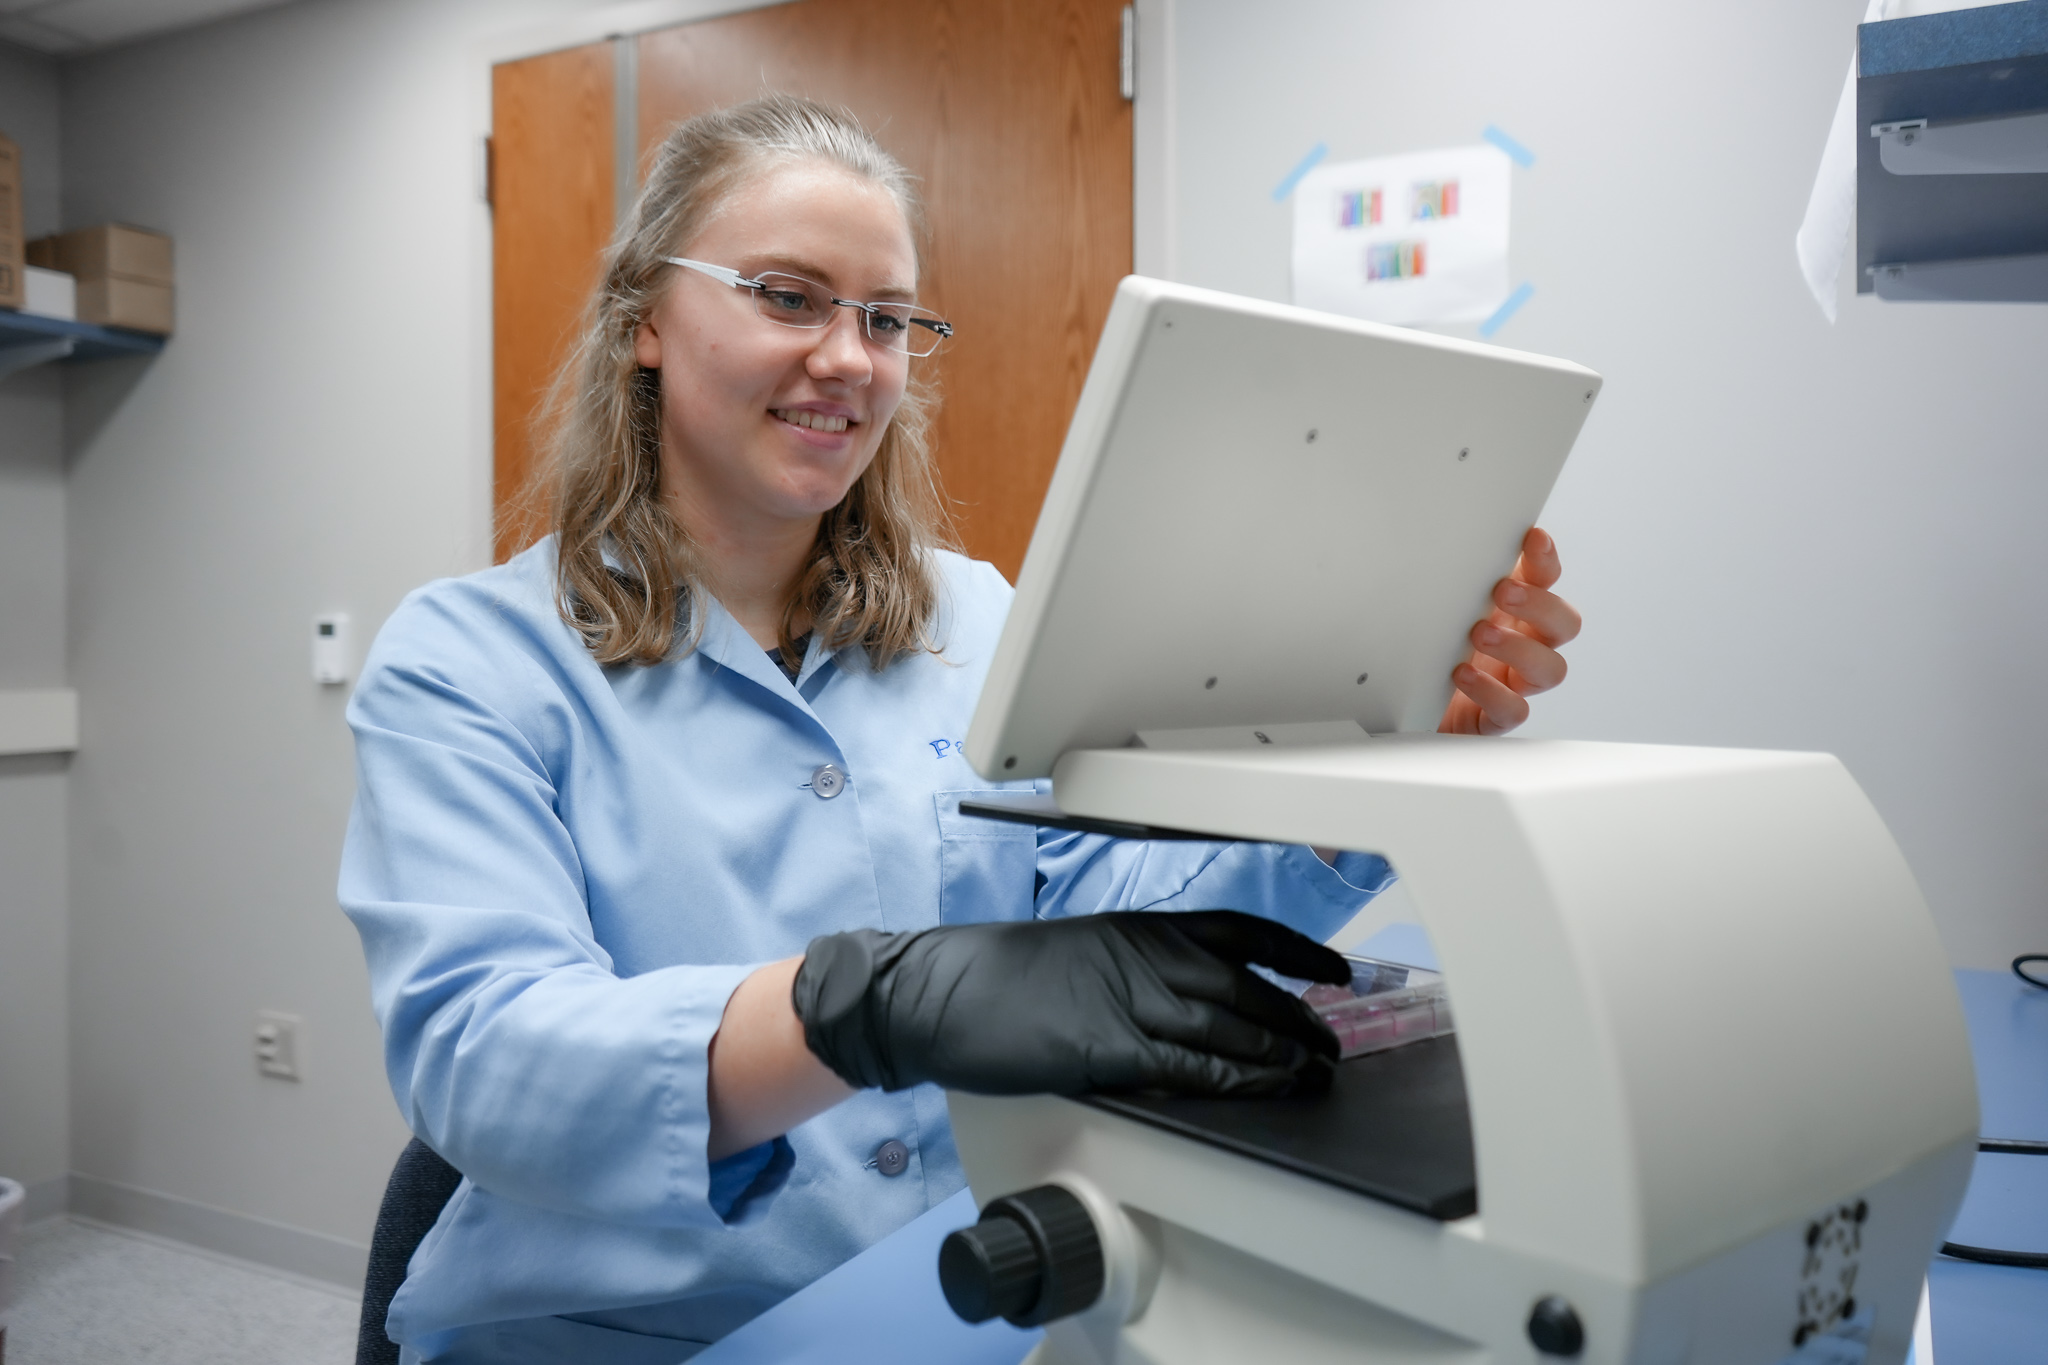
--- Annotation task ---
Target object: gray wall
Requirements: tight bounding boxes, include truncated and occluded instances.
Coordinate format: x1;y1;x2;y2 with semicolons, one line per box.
1171;0;2048;970
57;0;610;1263
0;39;72;1213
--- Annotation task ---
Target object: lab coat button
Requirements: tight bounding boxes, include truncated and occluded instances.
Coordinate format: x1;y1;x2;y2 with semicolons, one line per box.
873;1139;910;1177
810;763;846;799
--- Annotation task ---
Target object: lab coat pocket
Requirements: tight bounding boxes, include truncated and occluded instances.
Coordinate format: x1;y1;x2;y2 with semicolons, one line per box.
934;790;1037;926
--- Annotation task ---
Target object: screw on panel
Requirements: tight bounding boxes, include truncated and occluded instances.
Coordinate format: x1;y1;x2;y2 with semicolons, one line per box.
1305;429;1318;443
1204;677;1217;689
1004;756;1017;769
1583;390;1595;403
1356;673;1369;684
1458;448;1469;461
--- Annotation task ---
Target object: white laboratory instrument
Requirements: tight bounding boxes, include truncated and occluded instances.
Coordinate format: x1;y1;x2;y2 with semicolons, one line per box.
941;278;1977;1364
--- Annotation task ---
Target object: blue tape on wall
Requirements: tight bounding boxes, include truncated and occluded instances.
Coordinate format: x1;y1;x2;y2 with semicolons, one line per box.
1479;282;1535;338
1272;142;1329;202
1482;125;1535;168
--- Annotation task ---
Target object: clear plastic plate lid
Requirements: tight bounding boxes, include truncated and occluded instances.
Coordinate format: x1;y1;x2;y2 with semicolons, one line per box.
1301;955;1455;1061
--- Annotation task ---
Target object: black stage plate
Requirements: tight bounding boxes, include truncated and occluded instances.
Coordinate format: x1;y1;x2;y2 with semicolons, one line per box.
1082;1035;1478;1220
958;793;1234;842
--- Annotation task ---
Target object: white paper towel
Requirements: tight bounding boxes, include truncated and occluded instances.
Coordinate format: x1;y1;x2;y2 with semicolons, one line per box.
1796;0;1887;323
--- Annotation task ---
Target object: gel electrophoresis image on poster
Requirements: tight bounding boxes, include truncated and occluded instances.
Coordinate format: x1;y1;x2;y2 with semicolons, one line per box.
1292;143;1511;326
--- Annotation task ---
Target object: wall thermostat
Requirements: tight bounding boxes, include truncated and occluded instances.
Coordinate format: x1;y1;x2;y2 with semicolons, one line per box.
313;613;352;685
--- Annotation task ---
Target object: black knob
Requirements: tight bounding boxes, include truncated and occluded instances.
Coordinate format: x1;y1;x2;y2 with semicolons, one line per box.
938;1184;1105;1327
939;1212;1041;1323
1527;1295;1585;1357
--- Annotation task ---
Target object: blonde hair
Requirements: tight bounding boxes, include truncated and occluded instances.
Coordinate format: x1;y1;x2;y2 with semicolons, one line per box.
537;94;954;668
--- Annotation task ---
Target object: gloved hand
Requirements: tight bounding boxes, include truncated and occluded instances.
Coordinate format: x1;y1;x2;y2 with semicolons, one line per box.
791;910;1350;1098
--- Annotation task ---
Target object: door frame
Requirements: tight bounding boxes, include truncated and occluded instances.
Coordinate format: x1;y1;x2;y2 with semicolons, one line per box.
463;0;1176;567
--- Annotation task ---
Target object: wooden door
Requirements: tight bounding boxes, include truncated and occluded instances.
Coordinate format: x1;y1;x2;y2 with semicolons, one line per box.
490;43;617;562
491;0;1133;578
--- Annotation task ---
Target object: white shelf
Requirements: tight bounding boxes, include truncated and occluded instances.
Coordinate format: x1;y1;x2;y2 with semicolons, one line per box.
0;689;79;756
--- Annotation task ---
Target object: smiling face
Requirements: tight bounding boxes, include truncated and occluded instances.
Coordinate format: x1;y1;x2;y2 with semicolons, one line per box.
633;158;918;556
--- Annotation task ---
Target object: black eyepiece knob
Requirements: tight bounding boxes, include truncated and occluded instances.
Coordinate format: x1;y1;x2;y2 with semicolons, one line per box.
1527;1295;1586;1357
937;1184;1105;1328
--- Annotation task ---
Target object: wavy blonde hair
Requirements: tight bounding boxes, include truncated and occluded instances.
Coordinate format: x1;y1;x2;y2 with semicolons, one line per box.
535;94;955;667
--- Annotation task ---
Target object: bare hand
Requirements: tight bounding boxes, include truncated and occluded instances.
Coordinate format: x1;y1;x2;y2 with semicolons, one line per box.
1439;527;1580;736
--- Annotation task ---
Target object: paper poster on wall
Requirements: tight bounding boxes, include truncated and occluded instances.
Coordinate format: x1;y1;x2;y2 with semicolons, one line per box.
1291;145;1511;326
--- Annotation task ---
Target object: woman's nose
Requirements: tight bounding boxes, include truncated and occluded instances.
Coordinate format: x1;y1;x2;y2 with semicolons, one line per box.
806;306;874;383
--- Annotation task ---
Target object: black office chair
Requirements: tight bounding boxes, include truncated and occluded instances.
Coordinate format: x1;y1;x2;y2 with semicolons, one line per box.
356;1139;464;1365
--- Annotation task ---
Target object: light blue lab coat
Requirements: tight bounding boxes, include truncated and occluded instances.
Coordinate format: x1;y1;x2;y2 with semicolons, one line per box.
340;540;1392;1362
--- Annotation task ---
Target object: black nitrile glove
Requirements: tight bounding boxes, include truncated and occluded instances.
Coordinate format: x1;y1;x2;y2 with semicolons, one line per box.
791;910;1350;1098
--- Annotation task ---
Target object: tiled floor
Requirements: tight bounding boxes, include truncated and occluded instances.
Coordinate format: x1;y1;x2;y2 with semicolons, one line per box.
4;1217;359;1364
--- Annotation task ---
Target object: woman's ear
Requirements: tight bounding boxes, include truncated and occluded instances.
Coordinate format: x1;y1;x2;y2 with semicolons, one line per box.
633;319;663;369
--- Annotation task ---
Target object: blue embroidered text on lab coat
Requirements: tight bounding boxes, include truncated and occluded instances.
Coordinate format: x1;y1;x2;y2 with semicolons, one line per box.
339;539;1393;1360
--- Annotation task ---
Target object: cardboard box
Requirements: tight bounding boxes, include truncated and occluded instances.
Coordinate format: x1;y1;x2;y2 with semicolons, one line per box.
27;223;173;285
76;275;173;334
0;134;23;311
26;224;176;334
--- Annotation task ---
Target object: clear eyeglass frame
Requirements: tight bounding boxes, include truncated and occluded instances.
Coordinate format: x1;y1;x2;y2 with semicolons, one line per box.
665;257;954;357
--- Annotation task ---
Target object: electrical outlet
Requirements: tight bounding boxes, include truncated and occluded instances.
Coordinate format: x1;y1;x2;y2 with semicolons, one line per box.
255;1011;302;1081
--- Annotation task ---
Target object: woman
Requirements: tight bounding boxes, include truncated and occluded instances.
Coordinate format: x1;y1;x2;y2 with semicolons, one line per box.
341;95;1579;1362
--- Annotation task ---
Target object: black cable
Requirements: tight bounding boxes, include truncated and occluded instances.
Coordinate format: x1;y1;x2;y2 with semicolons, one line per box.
1939;1241;2048;1270
1938;1139;2048;1270
2015;954;2048;990
1979;1138;2048;1157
